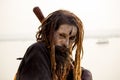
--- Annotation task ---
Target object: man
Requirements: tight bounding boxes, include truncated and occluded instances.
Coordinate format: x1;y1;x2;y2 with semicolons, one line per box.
15;9;92;80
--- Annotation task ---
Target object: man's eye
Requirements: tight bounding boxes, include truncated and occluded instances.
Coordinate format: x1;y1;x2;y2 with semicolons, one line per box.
70;36;76;41
59;34;66;38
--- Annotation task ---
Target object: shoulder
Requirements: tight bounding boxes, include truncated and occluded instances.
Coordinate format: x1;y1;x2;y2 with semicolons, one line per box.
23;41;49;62
81;67;93;80
25;41;48;55
16;41;51;80
28;41;46;50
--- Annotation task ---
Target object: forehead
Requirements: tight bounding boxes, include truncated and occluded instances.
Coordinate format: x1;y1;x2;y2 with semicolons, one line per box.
56;24;77;36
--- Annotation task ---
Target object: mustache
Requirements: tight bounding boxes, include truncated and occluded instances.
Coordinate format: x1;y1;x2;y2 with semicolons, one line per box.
55;45;70;53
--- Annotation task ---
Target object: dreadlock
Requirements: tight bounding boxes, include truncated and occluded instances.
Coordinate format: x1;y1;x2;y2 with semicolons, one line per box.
36;10;84;80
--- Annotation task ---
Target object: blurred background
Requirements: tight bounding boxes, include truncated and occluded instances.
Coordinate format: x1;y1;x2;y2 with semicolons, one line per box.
0;0;120;80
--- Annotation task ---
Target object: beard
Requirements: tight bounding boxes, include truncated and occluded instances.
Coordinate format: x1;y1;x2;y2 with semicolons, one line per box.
55;45;72;80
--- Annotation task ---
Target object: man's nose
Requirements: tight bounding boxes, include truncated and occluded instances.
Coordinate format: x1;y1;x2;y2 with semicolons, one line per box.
63;39;69;48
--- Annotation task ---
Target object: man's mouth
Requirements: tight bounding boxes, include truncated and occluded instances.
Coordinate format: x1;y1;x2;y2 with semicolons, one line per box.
55;45;69;53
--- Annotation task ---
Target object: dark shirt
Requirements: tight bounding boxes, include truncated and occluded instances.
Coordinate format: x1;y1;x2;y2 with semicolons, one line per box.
16;42;92;80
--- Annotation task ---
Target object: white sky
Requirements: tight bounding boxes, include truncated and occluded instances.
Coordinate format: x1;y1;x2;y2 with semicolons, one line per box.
0;0;120;40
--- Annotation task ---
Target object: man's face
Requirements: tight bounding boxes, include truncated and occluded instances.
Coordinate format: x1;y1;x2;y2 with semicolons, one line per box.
54;24;77;49
54;24;77;78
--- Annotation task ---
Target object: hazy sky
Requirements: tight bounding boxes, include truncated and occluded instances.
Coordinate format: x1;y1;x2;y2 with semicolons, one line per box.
0;0;120;40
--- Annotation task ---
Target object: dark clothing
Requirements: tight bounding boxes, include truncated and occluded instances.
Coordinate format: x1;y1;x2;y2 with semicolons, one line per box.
67;67;92;80
16;42;92;80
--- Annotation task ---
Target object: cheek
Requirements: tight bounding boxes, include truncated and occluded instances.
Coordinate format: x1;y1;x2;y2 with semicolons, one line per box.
54;34;62;46
54;36;67;46
54;38;63;46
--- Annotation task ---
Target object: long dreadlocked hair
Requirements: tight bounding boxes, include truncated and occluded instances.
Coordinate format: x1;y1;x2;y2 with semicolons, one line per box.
36;10;84;80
